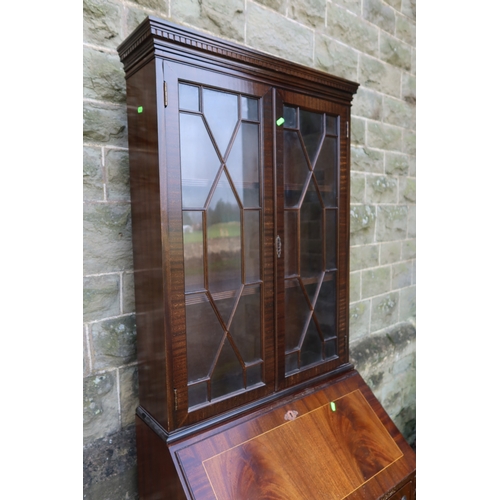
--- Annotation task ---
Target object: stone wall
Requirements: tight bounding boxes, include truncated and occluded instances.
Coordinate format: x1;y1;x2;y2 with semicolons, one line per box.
83;0;416;497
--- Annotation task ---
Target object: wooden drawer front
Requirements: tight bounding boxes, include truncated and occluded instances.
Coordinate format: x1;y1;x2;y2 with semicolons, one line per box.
388;480;413;500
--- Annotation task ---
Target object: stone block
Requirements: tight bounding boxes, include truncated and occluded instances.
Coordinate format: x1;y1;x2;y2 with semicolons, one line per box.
380;32;412;71
402;0;416;20
84;327;91;377
361;266;391;298
385;152;409;175
83;425;138;499
83;0;123;48
327;5;379;57
402;239;416;260
314;35;359;82
171;0;245;43
376;205;408;241
411;46;416;75
367;122;402;151
383;96;415;129
349;300;370;341
351;116;366;146
409;155;416;176
253;0;287;14
350;243;379;271
91;315;137;370
359;54;401;98
83;47;126;104
126;7;149;36
392;261;412;289
411;259;416;285
350;205;376;245
351;146;384;173
122;272;136;314
371;292;399;331
396;13;416;46
380;241;401;265
350;172;365;203
120;365;139;427
105;149;130;201
83;202;133;275
403;129;416;155
84;372;120;443
289;0;327;28
333;0;362;15
384;0;401;10
83;274;121;322
352;87;383;121
350;271;361;301
83;102;128;148
366;174;398;204
84;147;104;201
363;0;395;34
407;204;416;238
399;177;416;203
129;0;168;11
400;285;416;321
402;73;416;104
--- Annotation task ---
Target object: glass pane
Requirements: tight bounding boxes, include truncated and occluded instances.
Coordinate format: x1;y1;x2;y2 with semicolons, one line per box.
326;114;337;135
284;210;298;277
283;105;296;128
179;84;199;112
300;180;323;282
299;109;324;163
186;293;225;383
230;284;261;363
211;338;244;399
211;289;239;330
284;130;310;208
244;211;260;283
300;318;323;367
180;113;221;208
325;210;337;270
242;96;258;121
303;278;319;306
314;136;337;207
315;272;336;339
325;339;337;359
207;172;242;294
226;122;260;207
188;382;207;407
284;279;311;351
203;88;238;158
285;352;299;373
183;211;204;292
246;363;262;387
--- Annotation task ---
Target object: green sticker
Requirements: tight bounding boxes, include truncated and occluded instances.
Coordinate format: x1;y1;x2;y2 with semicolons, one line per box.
137;106;143;113
276;117;285;126
330;402;336;412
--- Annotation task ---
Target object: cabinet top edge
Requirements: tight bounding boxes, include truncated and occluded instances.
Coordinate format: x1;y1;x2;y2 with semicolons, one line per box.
117;16;359;99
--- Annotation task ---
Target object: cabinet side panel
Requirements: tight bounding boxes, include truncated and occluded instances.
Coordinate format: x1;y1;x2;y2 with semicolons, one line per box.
126;60;169;429
136;416;186;500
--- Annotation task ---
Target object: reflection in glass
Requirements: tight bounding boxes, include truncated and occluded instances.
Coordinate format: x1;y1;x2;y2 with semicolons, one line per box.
230;285;261;363
188;382;207;407
325;210;337;270
299;109;324;163
283;105;297;128
244;211;260;283
300;319;323;367
285;279;311;351
180;113;221;208
211;339;244;399
315;273;336;339
183;211;204;292
246;363;262;386
226;122;260;207
207;172;242;294
203;88;238;158
300;180;323;282
186;293;225;383
325;339;337;359
285;352;299;373
314;136;337;207
179;84;199;112
284;210;298;277
242;96;259;121
326;114;337;135
211;289;239;330
284;130;310;208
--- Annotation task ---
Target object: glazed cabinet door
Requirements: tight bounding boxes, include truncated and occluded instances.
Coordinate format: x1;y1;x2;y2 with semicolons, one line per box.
161;61;276;428
275;89;351;389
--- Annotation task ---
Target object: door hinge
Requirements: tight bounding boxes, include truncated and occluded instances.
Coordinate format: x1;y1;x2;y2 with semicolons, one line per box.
163;81;168;107
174;388;178;411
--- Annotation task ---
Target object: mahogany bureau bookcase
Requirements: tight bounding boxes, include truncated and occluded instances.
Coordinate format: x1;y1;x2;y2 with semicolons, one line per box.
118;17;416;500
